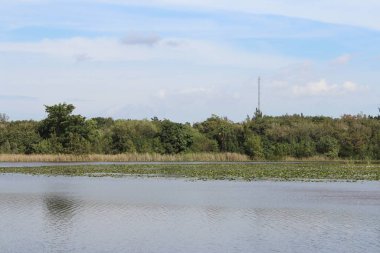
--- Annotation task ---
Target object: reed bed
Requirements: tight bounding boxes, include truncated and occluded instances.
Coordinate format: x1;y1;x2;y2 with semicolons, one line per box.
0;153;251;163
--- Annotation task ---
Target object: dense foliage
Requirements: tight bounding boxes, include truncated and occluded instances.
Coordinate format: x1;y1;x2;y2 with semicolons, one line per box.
1;103;379;160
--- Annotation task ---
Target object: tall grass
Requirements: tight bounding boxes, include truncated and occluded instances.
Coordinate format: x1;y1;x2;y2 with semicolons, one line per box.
0;153;251;162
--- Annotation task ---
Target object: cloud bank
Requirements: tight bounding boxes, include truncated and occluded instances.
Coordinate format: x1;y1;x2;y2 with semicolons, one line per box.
292;79;366;96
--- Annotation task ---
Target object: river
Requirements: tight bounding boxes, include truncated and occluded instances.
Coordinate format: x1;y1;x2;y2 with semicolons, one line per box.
0;174;379;253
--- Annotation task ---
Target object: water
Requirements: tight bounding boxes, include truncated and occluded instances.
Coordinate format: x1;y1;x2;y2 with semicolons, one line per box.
0;174;379;253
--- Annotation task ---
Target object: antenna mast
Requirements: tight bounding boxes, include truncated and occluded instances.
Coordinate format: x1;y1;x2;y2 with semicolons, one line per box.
253;76;263;119
258;77;261;112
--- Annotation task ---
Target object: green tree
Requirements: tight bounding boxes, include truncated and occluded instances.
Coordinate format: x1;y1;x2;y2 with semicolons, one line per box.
189;128;219;153
291;139;316;158
4;121;41;154
316;136;340;158
110;122;136;153
244;134;264;159
159;120;193;154
194;115;243;153
38;103;93;154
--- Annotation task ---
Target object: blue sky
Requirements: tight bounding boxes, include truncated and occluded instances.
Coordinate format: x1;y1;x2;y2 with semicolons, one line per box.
0;0;379;122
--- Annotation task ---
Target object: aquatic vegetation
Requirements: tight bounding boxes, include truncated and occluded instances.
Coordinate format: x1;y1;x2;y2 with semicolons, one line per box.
1;162;379;181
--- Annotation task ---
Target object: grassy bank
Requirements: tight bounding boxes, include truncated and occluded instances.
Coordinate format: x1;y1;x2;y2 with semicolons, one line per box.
1;163;379;181
0;153;250;162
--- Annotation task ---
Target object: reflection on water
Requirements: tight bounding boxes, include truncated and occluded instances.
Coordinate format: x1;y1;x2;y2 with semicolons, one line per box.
44;195;79;221
43;195;81;253
0;175;379;253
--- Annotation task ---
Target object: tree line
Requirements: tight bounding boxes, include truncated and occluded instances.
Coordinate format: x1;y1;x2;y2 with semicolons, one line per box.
0;103;380;160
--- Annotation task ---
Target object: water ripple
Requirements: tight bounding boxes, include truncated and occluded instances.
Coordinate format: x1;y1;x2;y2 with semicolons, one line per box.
0;175;379;253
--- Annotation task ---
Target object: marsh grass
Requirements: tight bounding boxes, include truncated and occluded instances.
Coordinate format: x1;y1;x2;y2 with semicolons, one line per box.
0;153;250;162
1;153;374;163
1;163;379;181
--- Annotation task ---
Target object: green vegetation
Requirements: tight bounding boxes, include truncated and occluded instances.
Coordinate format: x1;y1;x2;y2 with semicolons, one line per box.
1;163;379;181
1;103;380;160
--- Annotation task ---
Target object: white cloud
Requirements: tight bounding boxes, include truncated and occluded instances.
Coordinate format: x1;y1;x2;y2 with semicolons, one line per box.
74;53;92;62
292;79;366;96
342;81;359;92
157;89;167;99
121;33;162;46
178;87;211;95
331;54;352;65
0;37;296;68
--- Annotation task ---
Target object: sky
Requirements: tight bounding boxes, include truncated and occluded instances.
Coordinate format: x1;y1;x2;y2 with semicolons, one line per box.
0;0;379;122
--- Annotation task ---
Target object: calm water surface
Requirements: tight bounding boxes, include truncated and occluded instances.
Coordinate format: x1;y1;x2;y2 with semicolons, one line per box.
0;174;379;253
